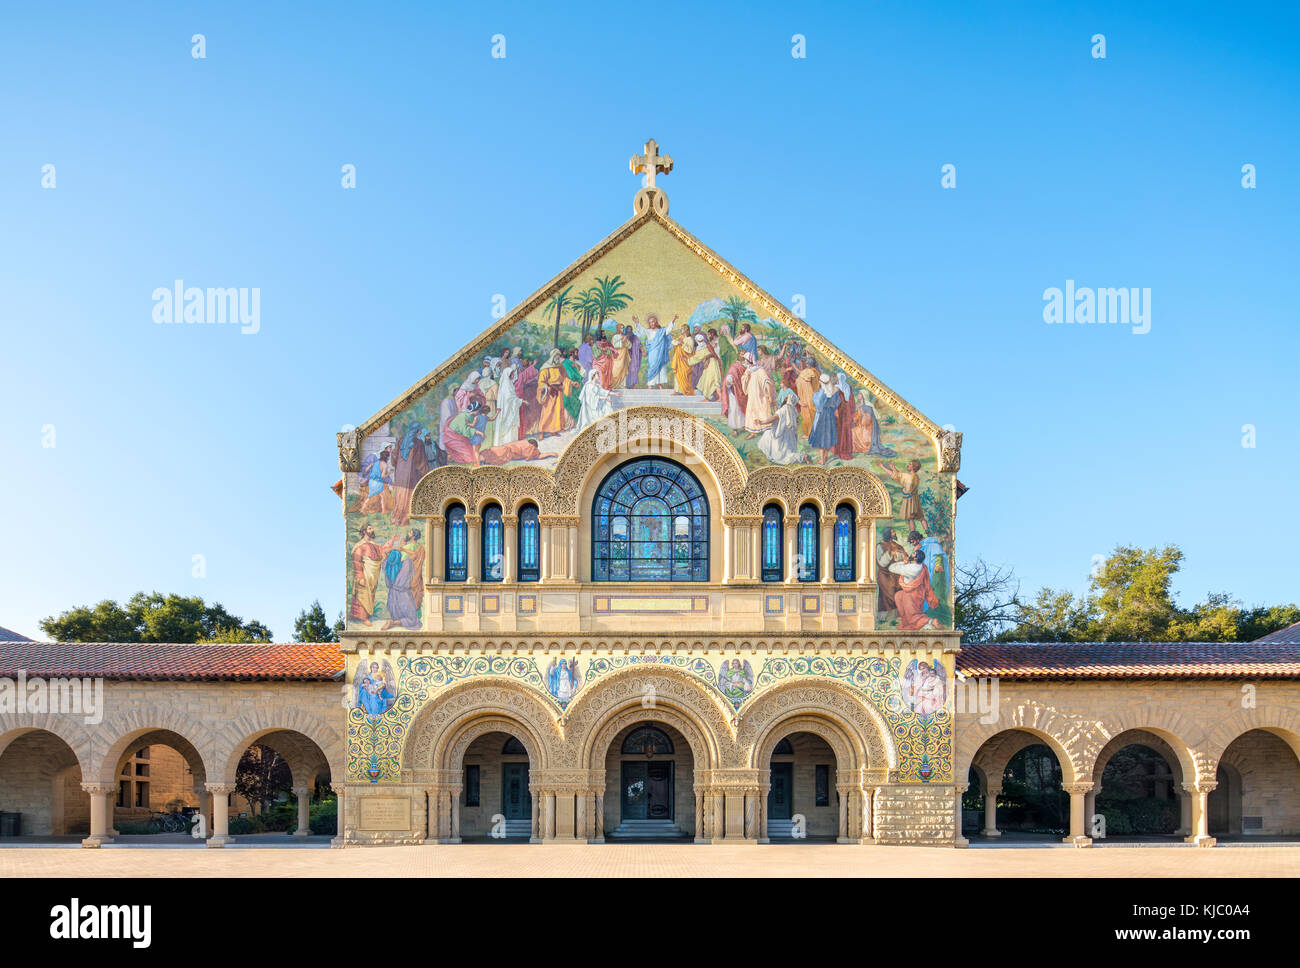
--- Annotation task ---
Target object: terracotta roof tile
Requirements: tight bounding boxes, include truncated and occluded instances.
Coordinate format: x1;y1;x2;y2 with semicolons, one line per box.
0;642;344;682
956;641;1300;680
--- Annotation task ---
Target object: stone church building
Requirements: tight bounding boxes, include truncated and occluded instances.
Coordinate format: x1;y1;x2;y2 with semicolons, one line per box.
1;142;1297;849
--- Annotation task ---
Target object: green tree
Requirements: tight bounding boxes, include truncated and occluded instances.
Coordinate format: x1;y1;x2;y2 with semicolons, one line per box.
544;285;574;349
590;274;633;339
293;600;340;643
720;296;759;335
235;744;293;814
40;592;272;643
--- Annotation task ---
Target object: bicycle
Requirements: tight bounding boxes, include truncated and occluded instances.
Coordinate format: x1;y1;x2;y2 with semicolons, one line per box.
147;810;189;834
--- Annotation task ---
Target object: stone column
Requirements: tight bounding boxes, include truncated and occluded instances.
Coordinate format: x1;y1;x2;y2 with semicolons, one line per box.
292;785;311;837
450;792;461;842
424;788;439;843
749;522;761;582
542;793;556;840
857;517;872;584
837;786;849;842
1185;780;1218;847
862;786;875;844
540;524;552;582
722;518;733;582
80;782;116;848
953;784;969;848
1062;781;1093;846
784;515;799;584
567;522;578;581
983;783;1001;837
695;790;707;843
331;783;347;847
820;515;833;584
530;791;540;844
1176;789;1192;836
465;513;481;584
207;783;235;848
502;514;517;583
430;518;444;582
593;793;604;843
1085;788;1097;837
743;792;757;840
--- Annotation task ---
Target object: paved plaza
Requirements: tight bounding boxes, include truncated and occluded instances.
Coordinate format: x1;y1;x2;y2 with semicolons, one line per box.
2;840;1298;878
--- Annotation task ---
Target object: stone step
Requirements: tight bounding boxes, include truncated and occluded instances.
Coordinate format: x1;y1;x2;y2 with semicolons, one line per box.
767;819;796;839
501;819;531;838
606;819;689;840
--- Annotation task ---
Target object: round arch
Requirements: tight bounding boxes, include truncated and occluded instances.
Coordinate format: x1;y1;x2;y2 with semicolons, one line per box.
402;678;562;773
214;708;344;786
1087;727;1195;790
0;715;93;778
1204;706;1300;770
957;704;1085;785
94;710;217;787
737;678;897;774
565;666;732;771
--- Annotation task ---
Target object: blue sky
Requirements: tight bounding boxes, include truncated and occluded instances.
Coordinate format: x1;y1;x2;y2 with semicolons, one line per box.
2;1;1296;640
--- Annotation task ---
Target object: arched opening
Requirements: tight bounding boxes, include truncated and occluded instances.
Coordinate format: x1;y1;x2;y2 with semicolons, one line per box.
0;730;86;840
968;731;1068;841
1212;728;1300;839
1092;737;1185;841
761;503;784;582
796;503;819;581
458;730;534;841
517;503;540;582
604;721;694;840
481;503;504;581
445;502;467;581
224;729;334;841
100;729;208;842
832;503;855;582
591;457;709;582
765;731;838;841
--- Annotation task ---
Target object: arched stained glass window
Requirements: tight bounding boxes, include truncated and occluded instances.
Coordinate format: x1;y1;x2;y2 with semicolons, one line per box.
833;504;855;582
761;504;784;582
517;504;540;582
481;504;503;582
797;504;820;582
445;504;467;582
621;725;674;756
592;458;708;581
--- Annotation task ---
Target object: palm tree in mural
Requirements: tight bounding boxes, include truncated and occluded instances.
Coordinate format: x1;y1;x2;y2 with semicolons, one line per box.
572;286;602;343
762;316;802;356
721;295;759;333
591;274;633;340
545;285;574;349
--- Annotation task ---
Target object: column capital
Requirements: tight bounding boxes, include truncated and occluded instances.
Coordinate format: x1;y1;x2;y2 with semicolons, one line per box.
1062;781;1093;795
1184;780;1218;795
80;782;117;796
205;783;237;795
330;783;348;796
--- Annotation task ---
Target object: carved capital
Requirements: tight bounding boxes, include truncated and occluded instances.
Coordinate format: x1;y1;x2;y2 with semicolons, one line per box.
338;429;361;472
939;430;962;473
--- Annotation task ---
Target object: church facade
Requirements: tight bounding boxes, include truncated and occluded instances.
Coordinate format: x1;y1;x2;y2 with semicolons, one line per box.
1;142;1297;851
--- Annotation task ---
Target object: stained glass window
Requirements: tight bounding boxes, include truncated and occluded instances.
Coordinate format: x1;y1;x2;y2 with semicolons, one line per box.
833;504;855;582
481;504;503;582
517;504;540;582
797;504;820;582
621;725;674;755
761;504;784;582
446;503;467;582
591;458;708;581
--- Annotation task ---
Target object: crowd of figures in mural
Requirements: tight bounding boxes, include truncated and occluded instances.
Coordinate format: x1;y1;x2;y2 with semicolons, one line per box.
344;282;954;631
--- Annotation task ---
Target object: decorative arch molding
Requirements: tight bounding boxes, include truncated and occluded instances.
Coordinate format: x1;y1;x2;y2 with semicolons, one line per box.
1079;715;1203;787
551;405;746;516
1204;706;1300;770
402;678;563;772
745;465;890;518
751;714;858;780
0;717;94;776
565;665;734;770
441;716;547;774
584;706;712;779
92;709;218;786
957;703;1087;785
213;707;345;785
737;679;895;773
1087;729;1190;789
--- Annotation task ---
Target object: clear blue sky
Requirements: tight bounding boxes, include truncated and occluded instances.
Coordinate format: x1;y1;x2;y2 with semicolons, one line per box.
2;1;1296;640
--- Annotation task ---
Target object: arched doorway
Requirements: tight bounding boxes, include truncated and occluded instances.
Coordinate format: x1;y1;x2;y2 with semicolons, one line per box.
968;730;1069;840
765;732;838;841
102;728;209;842
0;729;86;839
605;721;693;840
1212;729;1300;839
459;731;533;841
223;729;334;841
1093;743;1183;840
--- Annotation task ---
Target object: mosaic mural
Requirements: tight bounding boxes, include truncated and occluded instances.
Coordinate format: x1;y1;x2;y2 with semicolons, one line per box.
343;220;955;631
345;652;953;785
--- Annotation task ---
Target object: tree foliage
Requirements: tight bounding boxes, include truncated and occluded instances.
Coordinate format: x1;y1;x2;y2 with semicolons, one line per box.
292;600;343;643
40;592;272;643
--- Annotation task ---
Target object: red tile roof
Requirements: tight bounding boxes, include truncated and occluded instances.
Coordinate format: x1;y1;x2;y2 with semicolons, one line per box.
0;643;344;681
956;642;1300;680
1254;621;1300;644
